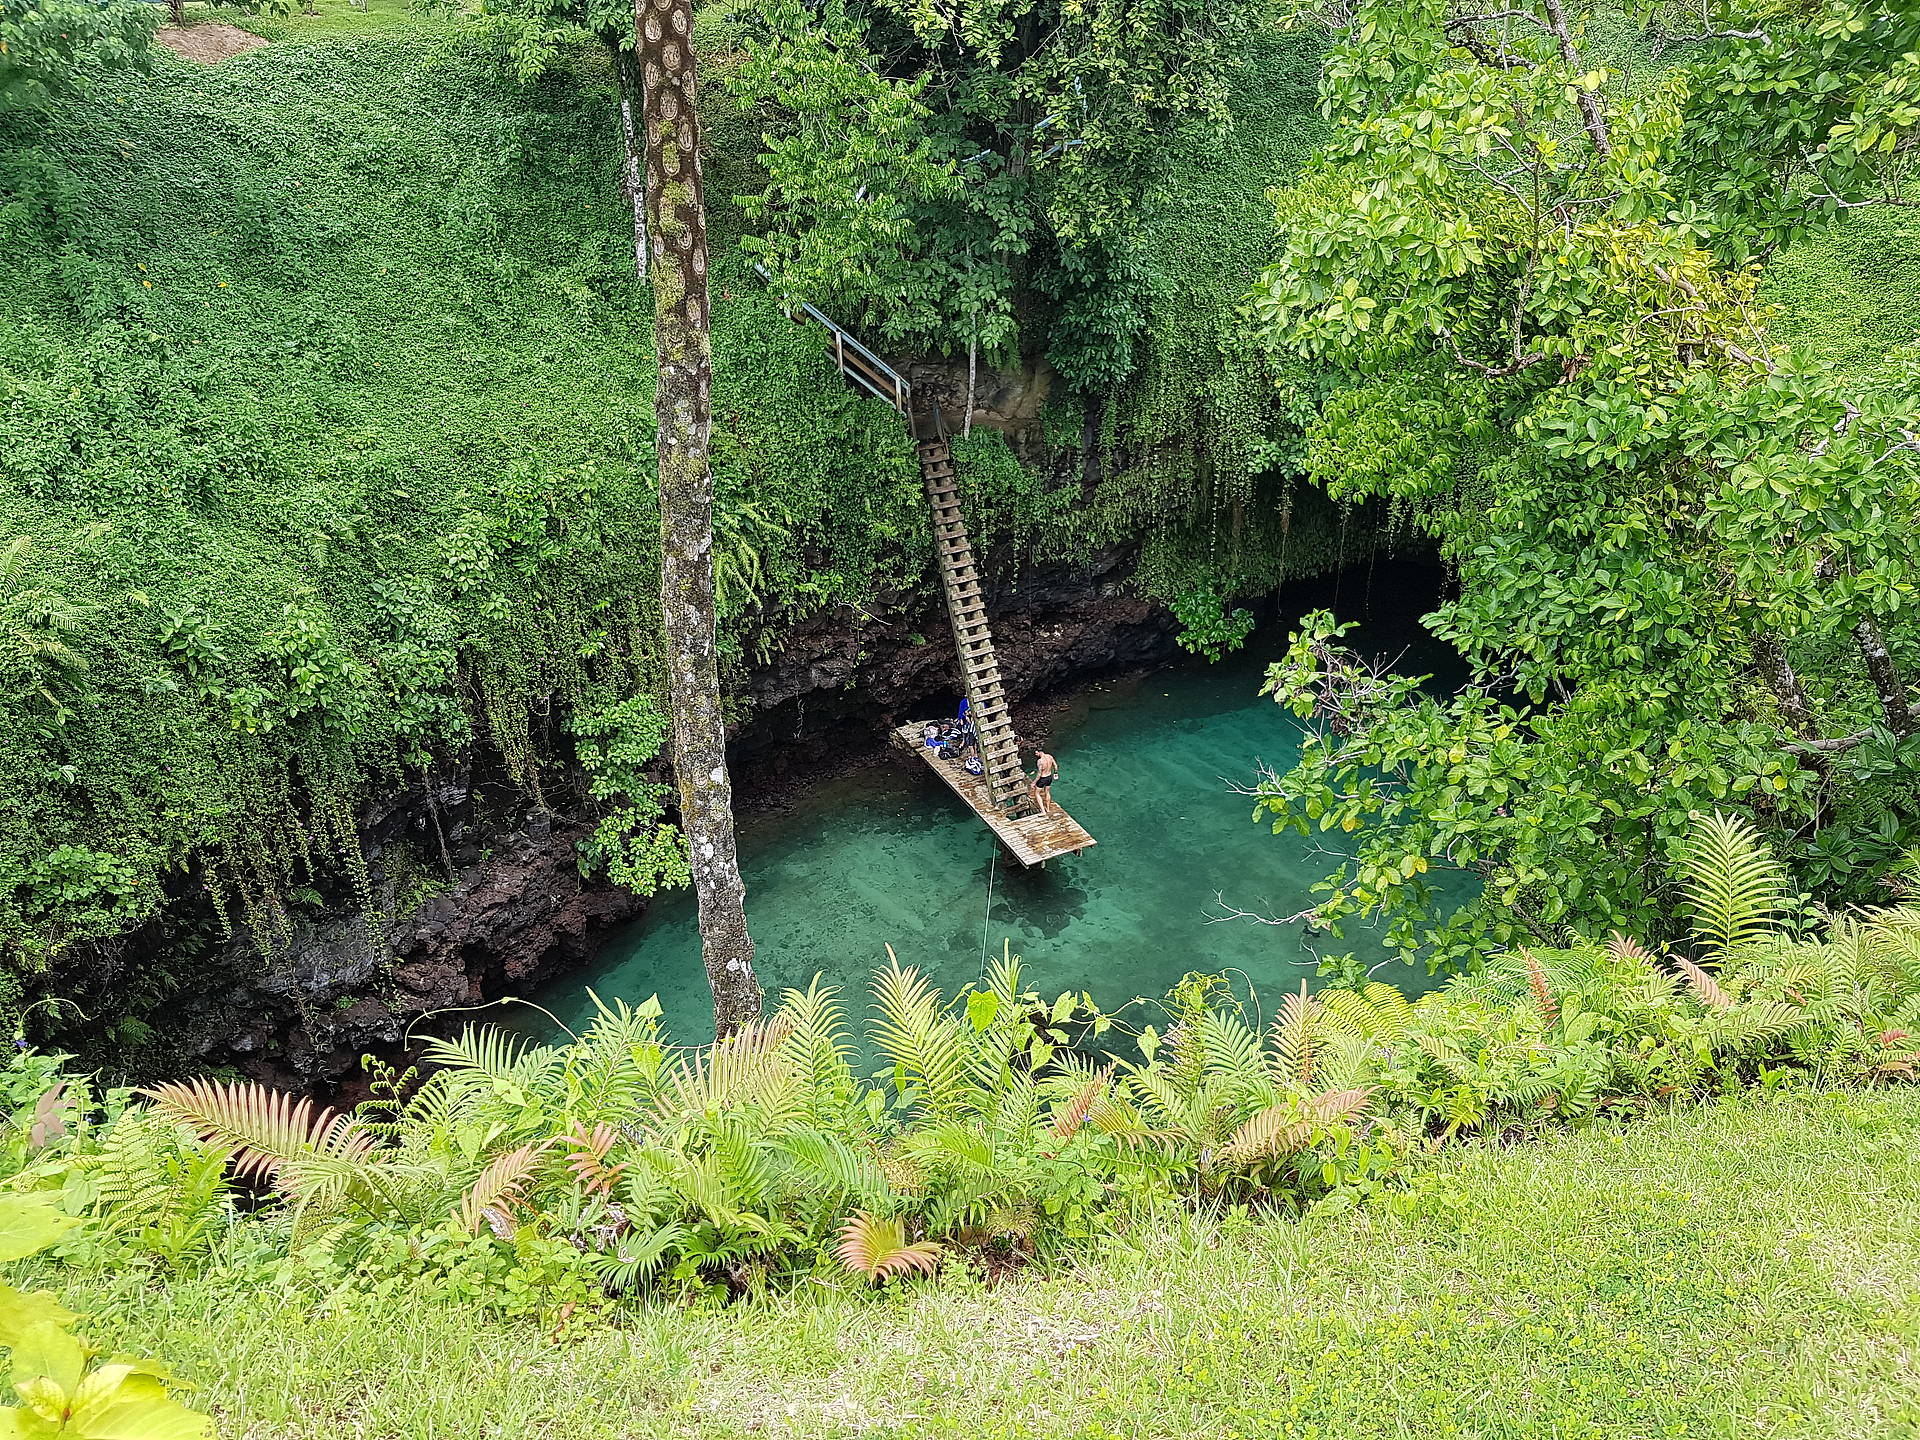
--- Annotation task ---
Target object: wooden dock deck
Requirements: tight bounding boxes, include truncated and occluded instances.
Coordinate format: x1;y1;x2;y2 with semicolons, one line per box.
893;724;1096;866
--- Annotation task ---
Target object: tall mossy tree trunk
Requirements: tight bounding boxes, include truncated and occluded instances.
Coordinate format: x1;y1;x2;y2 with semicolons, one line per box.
633;0;761;1034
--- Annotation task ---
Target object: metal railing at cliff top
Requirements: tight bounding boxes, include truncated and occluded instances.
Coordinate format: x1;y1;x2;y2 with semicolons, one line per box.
751;262;911;416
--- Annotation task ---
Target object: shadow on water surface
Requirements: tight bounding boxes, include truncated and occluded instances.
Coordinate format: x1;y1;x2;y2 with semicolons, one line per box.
985;859;1088;940
514;557;1465;1046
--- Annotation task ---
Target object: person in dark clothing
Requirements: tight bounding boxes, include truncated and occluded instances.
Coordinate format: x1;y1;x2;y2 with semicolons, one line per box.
1030;745;1058;816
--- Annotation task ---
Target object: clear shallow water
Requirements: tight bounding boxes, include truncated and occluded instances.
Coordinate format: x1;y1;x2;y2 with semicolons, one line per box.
517;572;1459;1045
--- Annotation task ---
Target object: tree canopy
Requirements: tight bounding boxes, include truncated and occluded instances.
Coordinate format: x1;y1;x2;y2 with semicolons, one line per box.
728;0;1273;388
1246;0;1920;964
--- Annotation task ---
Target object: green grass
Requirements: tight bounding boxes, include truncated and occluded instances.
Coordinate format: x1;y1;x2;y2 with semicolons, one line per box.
1762;207;1920;382
58;1087;1920;1438
208;0;436;41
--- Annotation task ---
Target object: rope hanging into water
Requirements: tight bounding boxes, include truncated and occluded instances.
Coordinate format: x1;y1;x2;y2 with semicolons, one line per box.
979;847;998;984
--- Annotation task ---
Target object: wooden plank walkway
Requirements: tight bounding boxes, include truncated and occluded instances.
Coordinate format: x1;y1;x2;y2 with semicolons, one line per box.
894;724;1096;866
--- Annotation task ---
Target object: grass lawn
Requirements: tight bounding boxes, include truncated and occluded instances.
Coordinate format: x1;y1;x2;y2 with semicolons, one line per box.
58;1088;1920;1439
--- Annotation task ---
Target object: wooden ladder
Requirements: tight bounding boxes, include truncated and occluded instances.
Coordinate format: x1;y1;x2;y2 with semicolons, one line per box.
754;267;1031;815
916;427;1030;814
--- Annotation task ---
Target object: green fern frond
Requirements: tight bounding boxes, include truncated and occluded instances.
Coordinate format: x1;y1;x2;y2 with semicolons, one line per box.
1190;1007;1265;1087
142;1078;375;1186
662;1015;798;1119
590;1220;689;1290
712;1123;780;1215
983;950;1026;1017
777;1129;892;1205
1677;810;1787;957
1361;983;1413;1036
909;1119;995;1173
777;978;855;1095
990;1071;1041;1138
1701;999;1803;1050
1269;982;1321;1087
835;1212;941;1283
869;952;970;1117
1312;1033;1381;1092
1413;1033;1474;1084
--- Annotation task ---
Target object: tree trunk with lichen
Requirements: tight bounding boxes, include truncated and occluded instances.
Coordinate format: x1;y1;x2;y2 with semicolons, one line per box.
633;0;761;1035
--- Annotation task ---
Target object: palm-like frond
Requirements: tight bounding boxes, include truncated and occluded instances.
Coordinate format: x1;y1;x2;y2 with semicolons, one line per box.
777;978;855;1096
869;953;969;1116
1221;1087;1372;1163
1190;1008;1265;1085
420;1026;562;1090
711;1123;780;1215
1699;999;1803;1049
283;1152;444;1225
662;1015;797;1119
590;1220;690;1290
142;1078;374;1185
563;1123;626;1196
990;1070;1042;1138
1049;1067;1113;1140
1522;949;1557;1025
1222;1104;1311;1162
634;1145;743;1229
834;1212;941;1283
1318;984;1411;1044
1606;931;1658;967
909;1118;995;1173
777;1129;892;1205
1672;955;1732;1009
1269;983;1321;1086
1678;810;1786;957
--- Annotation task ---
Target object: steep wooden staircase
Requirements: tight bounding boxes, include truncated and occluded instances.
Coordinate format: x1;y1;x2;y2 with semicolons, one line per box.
756;266;1094;863
913;417;1029;813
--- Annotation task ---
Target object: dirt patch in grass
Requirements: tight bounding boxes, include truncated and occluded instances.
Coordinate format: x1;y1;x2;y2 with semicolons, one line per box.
155;23;268;62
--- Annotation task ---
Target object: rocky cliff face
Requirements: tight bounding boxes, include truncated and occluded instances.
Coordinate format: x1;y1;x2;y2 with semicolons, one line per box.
106;551;1180;1096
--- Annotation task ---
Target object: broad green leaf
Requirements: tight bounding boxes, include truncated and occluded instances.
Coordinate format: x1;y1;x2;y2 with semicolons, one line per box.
0;1289;75;1350
10;1322;88;1397
964;991;998;1032
0;1200;77;1265
65;1367;211;1440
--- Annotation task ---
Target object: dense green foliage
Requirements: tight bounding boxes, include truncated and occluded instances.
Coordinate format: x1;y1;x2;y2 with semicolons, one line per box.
1247;0;1920;961
732;0;1273;390
0;0;152;110
0;25;941;979
729;3;1370;619
0;6;1368;999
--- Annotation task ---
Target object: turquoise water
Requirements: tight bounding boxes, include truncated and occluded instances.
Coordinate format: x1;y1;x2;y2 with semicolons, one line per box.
517;583;1458;1045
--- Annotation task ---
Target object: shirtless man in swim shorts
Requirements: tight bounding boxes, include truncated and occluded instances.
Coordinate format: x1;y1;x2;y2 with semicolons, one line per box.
1030;745;1058;817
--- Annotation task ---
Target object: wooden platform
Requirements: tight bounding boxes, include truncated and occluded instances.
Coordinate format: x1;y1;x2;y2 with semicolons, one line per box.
893;724;1096;866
